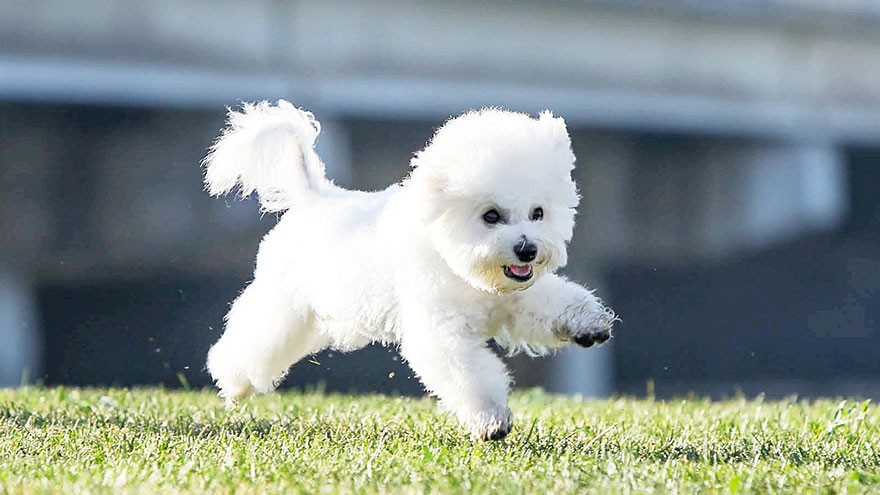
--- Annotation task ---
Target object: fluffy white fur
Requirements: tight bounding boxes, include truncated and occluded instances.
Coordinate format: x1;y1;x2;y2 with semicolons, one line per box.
203;100;616;440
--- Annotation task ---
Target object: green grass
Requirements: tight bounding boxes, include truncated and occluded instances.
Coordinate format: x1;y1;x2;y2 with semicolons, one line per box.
1;388;878;494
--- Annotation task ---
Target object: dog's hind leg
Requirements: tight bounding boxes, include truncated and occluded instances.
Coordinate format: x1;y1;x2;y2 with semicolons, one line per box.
206;280;328;406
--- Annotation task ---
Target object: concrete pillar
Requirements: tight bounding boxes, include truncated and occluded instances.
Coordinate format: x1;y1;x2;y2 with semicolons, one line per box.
0;272;41;386
0;107;52;386
547;132;636;397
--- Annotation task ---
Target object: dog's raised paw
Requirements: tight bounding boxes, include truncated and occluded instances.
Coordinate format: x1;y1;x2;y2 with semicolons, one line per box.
572;328;611;348
564;305;617;348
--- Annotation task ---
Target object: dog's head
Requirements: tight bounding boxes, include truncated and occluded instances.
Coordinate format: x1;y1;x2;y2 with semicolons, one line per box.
406;109;579;294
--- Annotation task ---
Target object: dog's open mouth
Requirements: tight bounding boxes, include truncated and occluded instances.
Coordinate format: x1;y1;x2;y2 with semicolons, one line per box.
503;264;533;282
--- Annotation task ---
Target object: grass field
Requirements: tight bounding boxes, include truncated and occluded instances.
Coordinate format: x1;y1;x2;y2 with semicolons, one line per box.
1;387;878;494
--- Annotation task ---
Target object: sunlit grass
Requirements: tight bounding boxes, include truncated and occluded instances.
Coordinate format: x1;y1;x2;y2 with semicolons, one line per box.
1;387;878;494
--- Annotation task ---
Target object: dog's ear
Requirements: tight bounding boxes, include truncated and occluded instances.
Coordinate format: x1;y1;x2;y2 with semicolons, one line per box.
404;160;449;224
538;111;572;151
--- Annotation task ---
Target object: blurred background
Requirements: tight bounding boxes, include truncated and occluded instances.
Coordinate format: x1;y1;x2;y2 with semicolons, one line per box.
2;0;879;399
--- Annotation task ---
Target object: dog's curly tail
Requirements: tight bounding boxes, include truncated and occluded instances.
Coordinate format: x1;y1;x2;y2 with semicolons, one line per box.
202;100;334;212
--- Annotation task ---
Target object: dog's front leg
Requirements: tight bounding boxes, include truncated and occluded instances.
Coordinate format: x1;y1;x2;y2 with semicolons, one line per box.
512;274;617;349
400;321;512;441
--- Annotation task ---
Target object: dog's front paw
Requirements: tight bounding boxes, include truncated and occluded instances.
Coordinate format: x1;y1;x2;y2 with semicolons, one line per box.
469;408;513;441
572;326;612;348
558;304;617;348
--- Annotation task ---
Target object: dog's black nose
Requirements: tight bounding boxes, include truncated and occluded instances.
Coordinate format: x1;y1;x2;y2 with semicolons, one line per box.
514;237;538;262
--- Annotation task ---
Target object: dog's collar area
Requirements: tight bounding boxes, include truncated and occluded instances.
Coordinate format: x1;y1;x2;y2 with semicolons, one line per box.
503;264;533;282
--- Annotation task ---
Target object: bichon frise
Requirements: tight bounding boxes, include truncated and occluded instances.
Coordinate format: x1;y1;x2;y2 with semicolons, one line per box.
203;100;616;440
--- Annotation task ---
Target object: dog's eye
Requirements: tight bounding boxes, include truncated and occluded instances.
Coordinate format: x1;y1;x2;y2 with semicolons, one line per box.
530;207;544;221
482;209;501;225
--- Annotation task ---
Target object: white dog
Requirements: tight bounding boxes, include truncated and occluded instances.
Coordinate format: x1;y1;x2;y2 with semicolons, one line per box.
203;100;616;440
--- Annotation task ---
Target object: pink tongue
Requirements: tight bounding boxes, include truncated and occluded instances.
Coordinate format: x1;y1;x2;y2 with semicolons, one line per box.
509;264;531;276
